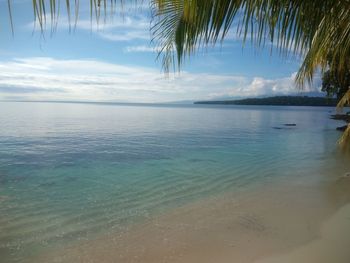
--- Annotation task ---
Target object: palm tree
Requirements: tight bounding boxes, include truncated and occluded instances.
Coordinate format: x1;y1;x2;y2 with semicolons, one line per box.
151;0;350;146
5;0;350;144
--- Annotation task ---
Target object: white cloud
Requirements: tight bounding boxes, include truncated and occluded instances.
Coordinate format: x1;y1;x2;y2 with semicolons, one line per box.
0;57;321;103
24;7;152;42
0;57;241;102
123;45;160;53
73;15;151;41
208;73;321;99
98;30;149;41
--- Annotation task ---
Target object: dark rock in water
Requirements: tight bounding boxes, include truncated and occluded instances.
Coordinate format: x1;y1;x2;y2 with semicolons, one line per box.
330;114;350;122
336;125;348;132
273;124;297;129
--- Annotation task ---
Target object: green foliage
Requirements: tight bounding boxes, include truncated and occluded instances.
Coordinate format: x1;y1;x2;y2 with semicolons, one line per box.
195;96;338;107
322;70;350;100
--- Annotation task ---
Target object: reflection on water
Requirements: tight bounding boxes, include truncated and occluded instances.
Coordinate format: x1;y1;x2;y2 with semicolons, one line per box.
0;102;348;262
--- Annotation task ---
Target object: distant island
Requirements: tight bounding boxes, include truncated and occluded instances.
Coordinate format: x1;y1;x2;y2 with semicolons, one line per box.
194;96;338;106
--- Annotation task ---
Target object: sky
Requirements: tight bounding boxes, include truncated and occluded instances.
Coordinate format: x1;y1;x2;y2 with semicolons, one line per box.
0;0;323;103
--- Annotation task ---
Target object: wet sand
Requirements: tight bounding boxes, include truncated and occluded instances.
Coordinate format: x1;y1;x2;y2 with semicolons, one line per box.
36;175;350;263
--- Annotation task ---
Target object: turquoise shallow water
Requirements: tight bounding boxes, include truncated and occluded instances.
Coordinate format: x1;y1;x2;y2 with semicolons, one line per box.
0;102;348;262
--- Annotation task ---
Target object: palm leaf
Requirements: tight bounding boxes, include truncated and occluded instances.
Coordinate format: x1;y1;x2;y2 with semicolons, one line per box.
7;0;14;36
6;0;121;32
337;89;350;112
152;0;340;74
338;124;350;152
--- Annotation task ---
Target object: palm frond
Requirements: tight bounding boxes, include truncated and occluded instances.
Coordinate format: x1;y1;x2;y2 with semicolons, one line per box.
338;124;350;152
336;88;350;149
7;0;124;33
295;1;350;86
337;89;350;112
7;0;14;36
152;0;338;73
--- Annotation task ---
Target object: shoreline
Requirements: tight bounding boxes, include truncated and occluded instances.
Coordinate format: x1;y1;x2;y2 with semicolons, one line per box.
35;174;350;263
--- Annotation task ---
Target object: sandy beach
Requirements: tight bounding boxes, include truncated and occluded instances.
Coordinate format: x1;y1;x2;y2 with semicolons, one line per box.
257;203;350;263
35;174;350;263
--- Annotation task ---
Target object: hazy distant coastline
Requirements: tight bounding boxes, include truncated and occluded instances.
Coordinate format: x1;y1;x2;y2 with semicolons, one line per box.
194;96;338;107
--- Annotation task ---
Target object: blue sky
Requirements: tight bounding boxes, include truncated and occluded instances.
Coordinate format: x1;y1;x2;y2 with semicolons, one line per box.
0;0;322;102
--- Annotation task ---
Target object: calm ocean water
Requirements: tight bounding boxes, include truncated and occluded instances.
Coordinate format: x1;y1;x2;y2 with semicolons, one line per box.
0;102;347;262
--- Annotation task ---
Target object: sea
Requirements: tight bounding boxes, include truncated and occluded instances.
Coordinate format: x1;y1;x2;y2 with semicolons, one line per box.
0;101;348;262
